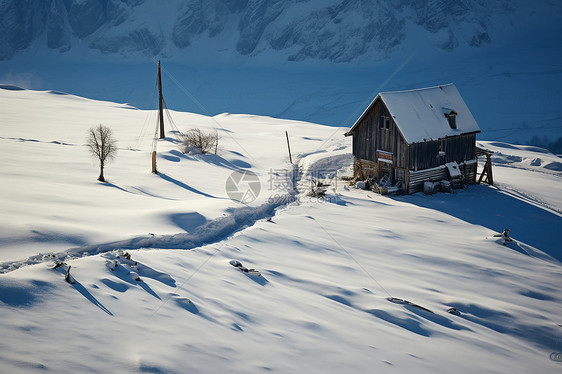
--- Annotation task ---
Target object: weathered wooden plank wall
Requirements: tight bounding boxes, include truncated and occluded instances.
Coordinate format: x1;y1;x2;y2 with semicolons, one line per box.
408;133;476;171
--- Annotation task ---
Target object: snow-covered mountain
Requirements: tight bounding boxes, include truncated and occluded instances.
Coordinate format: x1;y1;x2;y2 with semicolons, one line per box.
0;0;560;145
0;0;520;62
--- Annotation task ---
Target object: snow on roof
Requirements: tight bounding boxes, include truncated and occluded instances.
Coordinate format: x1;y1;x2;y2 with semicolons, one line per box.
347;84;480;144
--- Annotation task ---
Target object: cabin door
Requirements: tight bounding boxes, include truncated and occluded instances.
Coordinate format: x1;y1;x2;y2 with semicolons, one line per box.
379;161;392;181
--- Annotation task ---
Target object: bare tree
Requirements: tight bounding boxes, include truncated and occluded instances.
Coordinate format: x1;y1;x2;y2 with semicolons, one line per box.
87;124;117;182
180;128;219;154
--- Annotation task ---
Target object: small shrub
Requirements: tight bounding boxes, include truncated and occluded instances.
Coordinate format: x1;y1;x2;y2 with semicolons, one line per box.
308;179;328;198
181;128;218;154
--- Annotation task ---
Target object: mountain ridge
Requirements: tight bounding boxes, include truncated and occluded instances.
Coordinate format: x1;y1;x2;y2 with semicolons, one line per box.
0;0;533;62
0;0;560;146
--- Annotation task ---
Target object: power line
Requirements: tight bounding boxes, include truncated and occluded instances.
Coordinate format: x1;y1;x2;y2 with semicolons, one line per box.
313;51;417;154
152;57;258;164
133;76;159;150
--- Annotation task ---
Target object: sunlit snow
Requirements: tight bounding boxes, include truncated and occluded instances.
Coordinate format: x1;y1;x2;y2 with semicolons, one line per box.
0;88;560;373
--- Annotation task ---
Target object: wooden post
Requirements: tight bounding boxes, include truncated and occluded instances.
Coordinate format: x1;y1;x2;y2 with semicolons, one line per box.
485;154;493;185
477;153;493;185
151;151;158;174
477;162;485;184
158;60;165;139
285;131;293;164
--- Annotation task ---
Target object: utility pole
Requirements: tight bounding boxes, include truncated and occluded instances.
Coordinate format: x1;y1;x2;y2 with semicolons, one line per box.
158;60;165;139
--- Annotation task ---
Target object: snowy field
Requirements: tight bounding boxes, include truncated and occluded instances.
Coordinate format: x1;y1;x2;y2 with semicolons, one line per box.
0;87;561;373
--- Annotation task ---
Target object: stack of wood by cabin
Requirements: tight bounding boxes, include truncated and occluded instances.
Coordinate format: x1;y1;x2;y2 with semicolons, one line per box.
346;84;481;194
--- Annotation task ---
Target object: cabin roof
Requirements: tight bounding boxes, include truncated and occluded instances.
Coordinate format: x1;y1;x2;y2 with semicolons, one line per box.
345;83;480;144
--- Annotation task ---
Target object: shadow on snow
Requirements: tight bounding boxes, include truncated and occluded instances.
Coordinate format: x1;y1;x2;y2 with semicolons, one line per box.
157;172;217;199
0;279;53;308
54;267;113;316
168;212;207;233
392;184;562;262
168;149;252;170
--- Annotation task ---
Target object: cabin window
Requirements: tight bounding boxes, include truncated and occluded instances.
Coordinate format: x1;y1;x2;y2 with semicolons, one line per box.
380;116;390;130
444;110;457;129
447;115;456;129
442;108;458;130
379;116;391;151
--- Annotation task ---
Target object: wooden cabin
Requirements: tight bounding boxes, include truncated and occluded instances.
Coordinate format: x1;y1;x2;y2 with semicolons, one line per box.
345;84;481;193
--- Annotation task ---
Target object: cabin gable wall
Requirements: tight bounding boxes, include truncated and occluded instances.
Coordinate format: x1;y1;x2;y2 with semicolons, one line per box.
351;100;409;166
352;100;384;161
352;100;411;186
